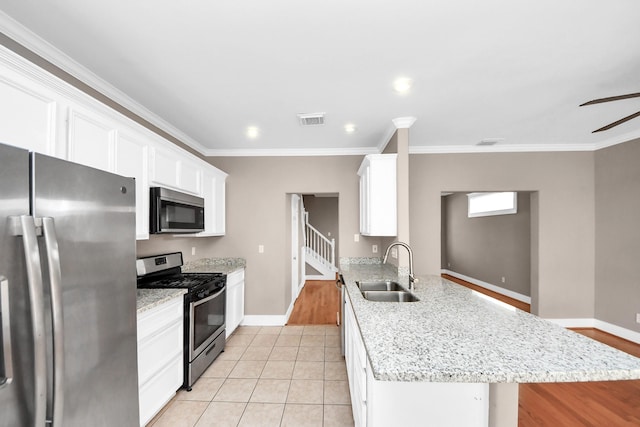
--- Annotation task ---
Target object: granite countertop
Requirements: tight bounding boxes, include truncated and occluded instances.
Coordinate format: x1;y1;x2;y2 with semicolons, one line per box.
340;261;640;384
137;288;186;314
182;257;246;275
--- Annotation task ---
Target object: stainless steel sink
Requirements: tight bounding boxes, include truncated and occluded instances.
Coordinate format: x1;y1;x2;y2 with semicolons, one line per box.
360;290;420;302
356;280;405;292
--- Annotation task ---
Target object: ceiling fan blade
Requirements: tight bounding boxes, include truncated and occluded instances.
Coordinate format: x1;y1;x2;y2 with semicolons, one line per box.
592;110;640;133
580;92;640;106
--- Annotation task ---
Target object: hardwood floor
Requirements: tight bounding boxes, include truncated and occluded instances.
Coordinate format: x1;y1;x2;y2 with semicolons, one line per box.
287;280;340;325
441;274;640;426
289;274;640;424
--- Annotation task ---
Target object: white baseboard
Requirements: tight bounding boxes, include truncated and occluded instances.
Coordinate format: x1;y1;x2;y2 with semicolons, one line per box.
545;318;640;345
284;298;295;323
442;269;532;304
240;315;286;326
305;274;335;280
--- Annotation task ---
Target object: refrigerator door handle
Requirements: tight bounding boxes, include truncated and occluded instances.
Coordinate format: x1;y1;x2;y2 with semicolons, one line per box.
9;215;48;427
41;217;64;427
0;275;13;388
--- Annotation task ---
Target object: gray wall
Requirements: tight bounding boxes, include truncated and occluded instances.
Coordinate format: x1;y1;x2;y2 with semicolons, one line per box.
139;156;380;316
409;151;595;319
595;138;640;332
442;192;532;297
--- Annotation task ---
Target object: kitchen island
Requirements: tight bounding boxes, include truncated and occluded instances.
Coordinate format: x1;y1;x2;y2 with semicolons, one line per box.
340;260;640;427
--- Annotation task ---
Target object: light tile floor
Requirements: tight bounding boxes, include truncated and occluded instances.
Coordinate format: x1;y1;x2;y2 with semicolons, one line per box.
148;325;354;427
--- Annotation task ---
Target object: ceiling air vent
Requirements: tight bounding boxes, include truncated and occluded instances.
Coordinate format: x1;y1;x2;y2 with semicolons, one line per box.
477;138;504;146
298;112;325;126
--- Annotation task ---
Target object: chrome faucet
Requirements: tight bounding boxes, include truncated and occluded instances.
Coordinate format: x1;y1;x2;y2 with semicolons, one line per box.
382;241;415;291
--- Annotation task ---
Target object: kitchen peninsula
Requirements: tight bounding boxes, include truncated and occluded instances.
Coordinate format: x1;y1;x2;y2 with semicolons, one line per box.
340;260;640;427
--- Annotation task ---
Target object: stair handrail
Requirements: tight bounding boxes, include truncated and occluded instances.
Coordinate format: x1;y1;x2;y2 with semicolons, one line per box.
304;221;335;269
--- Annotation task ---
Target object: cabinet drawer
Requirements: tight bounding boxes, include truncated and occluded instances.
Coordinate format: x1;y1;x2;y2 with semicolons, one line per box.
137;297;183;339
138;354;183;426
137;319;183;386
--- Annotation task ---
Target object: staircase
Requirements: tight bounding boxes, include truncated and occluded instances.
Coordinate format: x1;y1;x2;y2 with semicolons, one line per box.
304;212;337;280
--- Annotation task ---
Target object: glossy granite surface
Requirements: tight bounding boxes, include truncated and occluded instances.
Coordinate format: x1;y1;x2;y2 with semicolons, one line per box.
136;288;186;313
340;261;640;383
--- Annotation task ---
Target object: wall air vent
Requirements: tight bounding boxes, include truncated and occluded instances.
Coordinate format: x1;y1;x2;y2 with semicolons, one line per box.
477;138;504;146
298;112;325;126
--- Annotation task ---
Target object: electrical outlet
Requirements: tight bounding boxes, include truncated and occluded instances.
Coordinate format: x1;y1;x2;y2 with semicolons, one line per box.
636;313;640;324
354;234;360;242
191;247;196;256
447;262;451;268
391;248;398;259
258;244;264;253
501;276;506;283
372;244;378;253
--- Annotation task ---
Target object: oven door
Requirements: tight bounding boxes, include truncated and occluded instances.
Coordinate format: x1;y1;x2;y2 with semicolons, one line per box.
189;287;226;361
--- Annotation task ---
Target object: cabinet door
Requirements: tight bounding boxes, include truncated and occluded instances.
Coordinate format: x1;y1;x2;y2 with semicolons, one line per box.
149;144;180;189
115;131;149;239
0;69;59;156
225;269;245;337
178;157;202;195
199;169;227;236
67;107;115;172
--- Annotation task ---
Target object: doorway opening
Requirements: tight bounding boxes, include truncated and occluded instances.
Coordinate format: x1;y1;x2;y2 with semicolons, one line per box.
441;191;539;314
287;193;340;325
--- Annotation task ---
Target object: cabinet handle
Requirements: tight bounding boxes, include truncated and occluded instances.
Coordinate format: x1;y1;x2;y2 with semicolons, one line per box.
0;276;13;388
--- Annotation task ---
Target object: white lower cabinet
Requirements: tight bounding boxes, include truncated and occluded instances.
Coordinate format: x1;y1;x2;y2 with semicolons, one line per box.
225;269;245;338
137;297;184;427
344;294;489;427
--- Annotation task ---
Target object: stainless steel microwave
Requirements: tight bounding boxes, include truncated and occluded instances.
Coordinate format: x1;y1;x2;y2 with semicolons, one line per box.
150;187;205;234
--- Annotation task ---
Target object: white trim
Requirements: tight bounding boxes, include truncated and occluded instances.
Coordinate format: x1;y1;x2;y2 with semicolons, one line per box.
539;318;640;345
392;116;417;129
203;146;379;157
442;270;531;304
410;143;597;154
0;11;209;154
284;299;295;323
545;318;596;328
240;315;286;327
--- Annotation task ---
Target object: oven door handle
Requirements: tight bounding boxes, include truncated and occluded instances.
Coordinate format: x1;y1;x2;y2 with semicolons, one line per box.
192;287;225;307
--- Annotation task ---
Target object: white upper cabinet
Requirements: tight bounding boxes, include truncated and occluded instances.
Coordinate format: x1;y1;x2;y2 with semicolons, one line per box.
0;63;61;157
198;166;227;236
149;143;203;196
0;45;227;240
358;154;397;236
67;107;115;172
115;130;150;240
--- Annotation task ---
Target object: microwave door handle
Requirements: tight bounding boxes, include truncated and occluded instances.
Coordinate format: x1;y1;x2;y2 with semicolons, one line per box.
10;215;47;427
0;276;13;388
42;218;65;426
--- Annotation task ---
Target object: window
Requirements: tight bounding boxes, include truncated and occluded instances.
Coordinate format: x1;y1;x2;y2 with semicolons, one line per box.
467;192;517;218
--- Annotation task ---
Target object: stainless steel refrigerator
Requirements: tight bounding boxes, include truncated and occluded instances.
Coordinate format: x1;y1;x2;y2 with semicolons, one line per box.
0;142;140;426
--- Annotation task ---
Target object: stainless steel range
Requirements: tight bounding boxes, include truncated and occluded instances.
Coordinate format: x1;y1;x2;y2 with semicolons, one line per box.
136;252;226;390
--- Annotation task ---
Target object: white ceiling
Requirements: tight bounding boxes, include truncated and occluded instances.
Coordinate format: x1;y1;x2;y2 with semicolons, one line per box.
1;0;639;156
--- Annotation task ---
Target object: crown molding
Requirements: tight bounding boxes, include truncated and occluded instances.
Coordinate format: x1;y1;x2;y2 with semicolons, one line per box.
592;128;640;151
0;12;210;155
409;143;597;154
392;116;417;129
203;146;379;157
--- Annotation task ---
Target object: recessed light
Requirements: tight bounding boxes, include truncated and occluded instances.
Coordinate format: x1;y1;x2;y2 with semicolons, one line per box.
393;77;413;94
246;126;259;139
344;123;357;134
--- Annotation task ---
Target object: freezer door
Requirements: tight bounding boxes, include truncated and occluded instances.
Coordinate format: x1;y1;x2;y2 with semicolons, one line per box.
32;153;140;427
0;142;33;427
